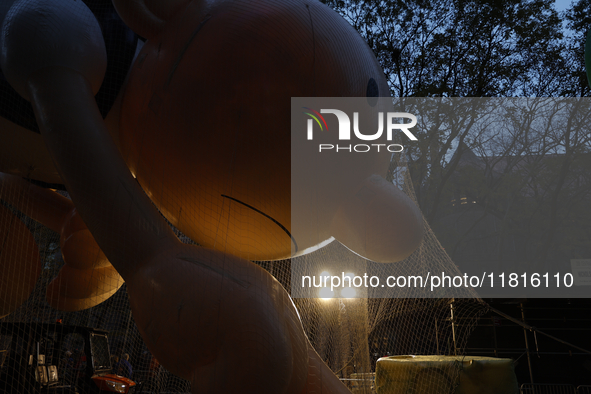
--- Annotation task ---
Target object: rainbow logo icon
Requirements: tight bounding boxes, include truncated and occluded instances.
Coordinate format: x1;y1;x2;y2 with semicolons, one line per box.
303;107;329;131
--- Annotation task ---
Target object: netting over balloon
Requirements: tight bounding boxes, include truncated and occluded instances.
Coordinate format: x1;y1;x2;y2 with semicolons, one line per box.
0;174;487;394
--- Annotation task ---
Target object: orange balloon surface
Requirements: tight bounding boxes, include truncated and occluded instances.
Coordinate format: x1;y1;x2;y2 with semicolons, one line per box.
0;173;122;311
46;264;123;312
120;0;392;261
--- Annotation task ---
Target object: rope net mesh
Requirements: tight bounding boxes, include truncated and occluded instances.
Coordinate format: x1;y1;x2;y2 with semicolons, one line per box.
0;155;488;393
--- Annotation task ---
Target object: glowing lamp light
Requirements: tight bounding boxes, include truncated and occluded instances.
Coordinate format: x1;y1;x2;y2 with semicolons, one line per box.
341;286;356;298
319;287;334;299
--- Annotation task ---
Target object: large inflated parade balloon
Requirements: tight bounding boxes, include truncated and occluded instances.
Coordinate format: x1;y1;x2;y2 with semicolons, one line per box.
117;0;423;261
0;0;424;393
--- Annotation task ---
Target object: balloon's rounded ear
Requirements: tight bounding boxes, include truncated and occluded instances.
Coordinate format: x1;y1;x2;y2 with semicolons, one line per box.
0;0;106;101
111;0;190;40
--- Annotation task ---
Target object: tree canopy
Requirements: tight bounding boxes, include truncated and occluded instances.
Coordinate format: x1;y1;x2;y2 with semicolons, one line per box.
321;0;591;272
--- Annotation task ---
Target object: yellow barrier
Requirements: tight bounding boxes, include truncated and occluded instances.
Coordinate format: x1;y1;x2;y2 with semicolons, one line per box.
376;355;518;394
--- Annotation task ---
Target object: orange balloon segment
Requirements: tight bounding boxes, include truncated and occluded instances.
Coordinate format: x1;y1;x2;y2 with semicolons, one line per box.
0;172;121;311
46;265;123;312
119;0;399;261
